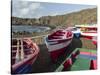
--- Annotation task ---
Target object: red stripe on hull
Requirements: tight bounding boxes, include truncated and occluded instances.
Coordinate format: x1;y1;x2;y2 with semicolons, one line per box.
92;41;97;45
81;35;92;39
49;47;67;62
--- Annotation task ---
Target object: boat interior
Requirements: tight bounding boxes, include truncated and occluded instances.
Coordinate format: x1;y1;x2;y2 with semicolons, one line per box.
11;38;36;65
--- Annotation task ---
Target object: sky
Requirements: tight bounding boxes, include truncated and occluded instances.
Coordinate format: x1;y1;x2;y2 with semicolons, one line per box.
12;0;97;18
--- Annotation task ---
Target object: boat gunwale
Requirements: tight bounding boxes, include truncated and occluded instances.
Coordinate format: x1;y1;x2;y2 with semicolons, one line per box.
12;38;39;71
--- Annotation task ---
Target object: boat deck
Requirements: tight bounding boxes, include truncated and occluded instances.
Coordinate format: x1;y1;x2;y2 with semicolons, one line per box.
29;37;97;73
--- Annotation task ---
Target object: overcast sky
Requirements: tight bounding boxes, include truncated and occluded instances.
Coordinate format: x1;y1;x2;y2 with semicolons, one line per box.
12;0;96;18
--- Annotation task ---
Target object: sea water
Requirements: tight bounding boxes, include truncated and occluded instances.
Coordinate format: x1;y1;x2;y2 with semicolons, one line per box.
12;25;51;33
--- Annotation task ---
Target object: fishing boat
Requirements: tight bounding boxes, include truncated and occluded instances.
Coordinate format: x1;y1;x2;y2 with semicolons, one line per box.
75;24;97;39
11;38;39;74
75;24;97;45
75;24;97;46
45;29;73;62
67;27;81;38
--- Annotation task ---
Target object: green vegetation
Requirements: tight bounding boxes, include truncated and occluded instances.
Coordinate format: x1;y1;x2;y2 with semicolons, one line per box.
12;8;97;27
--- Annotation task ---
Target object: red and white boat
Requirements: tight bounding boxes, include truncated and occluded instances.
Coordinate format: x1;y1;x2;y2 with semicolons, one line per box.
11;38;39;74
45;29;73;62
75;24;97;45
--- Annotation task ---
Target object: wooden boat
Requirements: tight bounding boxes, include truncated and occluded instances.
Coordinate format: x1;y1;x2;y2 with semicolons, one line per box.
45;29;73;62
11;38;39;74
75;24;97;39
75;24;97;45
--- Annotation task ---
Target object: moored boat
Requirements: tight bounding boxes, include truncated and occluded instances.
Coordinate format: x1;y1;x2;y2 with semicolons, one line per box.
75;24;97;39
45;29;73;62
80;32;97;39
11;38;39;74
75;24;97;46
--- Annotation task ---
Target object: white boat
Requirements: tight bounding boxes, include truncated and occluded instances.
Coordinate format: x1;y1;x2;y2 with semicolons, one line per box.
45;29;73;62
75;24;97;45
75;24;97;39
80;32;97;39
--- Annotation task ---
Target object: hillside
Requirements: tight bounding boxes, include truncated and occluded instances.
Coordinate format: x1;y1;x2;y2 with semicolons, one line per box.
12;8;97;27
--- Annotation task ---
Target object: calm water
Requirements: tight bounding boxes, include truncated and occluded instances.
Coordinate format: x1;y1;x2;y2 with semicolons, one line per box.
12;25;51;33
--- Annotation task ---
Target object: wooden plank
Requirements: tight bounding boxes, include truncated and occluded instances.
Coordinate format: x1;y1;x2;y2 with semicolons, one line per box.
20;39;24;60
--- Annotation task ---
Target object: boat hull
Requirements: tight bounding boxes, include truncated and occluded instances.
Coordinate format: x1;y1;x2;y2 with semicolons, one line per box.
11;38;39;74
12;55;38;74
81;32;97;39
45;37;73;62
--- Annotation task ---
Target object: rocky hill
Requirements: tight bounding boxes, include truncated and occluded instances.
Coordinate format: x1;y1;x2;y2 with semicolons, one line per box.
12;8;97;27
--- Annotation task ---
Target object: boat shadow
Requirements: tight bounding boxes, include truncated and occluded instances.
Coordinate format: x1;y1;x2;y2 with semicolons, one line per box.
30;37;82;73
64;37;82;56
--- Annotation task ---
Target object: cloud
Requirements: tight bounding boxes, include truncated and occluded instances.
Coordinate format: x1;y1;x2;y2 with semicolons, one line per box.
12;0;96;18
50;12;60;16
12;0;42;18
